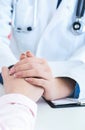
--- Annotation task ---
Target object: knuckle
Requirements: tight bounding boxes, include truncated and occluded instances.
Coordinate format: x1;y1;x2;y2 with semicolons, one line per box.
18;66;23;71
22;71;29;77
26;58;29;62
45;67;52;72
35;69;40;76
42;59;47;64
14;66;19;71
29;63;34;69
27;63;35;69
25;57;29;62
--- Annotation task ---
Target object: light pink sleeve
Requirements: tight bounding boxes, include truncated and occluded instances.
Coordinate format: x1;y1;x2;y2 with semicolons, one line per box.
0;94;37;130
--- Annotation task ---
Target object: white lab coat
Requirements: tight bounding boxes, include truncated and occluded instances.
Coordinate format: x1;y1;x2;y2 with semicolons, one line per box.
0;0;85;99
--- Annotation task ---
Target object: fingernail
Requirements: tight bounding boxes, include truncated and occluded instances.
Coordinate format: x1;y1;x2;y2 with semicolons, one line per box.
9;67;15;74
21;53;25;55
26;51;30;56
26;51;33;57
20;53;26;59
25;78;32;81
25;78;28;81
14;74;16;78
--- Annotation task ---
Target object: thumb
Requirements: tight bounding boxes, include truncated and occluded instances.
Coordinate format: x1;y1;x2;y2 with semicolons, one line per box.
2;67;9;81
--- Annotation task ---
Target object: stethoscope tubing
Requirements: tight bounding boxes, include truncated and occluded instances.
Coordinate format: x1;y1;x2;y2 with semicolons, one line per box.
72;0;85;34
57;0;62;8
76;0;85;18
14;0;85;34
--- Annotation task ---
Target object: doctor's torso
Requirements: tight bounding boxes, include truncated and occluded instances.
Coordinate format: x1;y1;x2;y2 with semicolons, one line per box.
11;0;85;61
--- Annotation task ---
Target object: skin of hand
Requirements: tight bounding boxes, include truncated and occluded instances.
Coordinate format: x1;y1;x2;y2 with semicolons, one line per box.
9;51;76;101
2;67;44;102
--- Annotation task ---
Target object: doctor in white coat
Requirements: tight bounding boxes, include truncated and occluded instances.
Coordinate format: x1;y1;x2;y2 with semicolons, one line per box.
0;0;85;101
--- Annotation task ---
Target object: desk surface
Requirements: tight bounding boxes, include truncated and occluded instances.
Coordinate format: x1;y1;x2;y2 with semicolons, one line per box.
35;98;85;130
0;85;85;130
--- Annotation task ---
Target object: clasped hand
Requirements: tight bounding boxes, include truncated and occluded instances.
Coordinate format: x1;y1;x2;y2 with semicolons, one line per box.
9;51;58;100
9;51;75;100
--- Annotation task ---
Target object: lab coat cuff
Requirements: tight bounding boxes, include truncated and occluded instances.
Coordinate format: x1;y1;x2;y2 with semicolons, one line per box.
73;82;80;98
0;94;37;117
68;82;80;99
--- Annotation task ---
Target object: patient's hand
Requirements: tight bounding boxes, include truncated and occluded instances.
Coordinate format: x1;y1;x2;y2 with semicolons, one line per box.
9;51;75;101
2;67;44;102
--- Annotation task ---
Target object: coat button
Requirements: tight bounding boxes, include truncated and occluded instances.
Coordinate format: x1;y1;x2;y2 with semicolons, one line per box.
27;27;32;31
17;27;22;30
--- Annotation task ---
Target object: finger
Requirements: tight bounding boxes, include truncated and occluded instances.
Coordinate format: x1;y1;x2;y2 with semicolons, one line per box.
25;78;47;88
9;59;43;75
2;67;9;81
14;69;52;80
12;62;44;72
26;51;34;57
12;63;33;72
15;57;45;67
20;53;26;60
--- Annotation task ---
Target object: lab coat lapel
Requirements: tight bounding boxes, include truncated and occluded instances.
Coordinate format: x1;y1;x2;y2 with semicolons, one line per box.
36;0;78;59
38;0;57;32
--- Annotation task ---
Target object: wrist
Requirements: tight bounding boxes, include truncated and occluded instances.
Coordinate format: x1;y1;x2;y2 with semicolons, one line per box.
55;77;76;99
6;85;44;102
0;94;37;116
43;77;76;101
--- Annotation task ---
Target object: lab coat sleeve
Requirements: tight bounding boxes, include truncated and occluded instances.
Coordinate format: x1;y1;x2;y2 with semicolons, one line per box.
48;60;85;99
0;0;17;72
69;45;85;99
0;94;37;130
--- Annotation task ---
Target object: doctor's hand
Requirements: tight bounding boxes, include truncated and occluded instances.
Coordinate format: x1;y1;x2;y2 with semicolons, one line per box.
2;67;44;102
9;52;57;100
9;52;75;101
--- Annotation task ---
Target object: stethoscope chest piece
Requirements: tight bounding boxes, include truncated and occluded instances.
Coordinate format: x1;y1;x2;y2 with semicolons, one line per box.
72;0;85;35
73;21;81;31
72;19;85;35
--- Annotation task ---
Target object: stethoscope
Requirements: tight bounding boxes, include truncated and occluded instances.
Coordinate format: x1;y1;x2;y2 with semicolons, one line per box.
72;0;85;35
14;0;85;35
